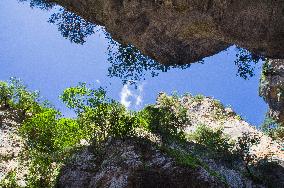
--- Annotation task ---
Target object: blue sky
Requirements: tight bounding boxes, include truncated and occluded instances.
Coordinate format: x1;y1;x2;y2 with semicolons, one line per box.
0;0;267;126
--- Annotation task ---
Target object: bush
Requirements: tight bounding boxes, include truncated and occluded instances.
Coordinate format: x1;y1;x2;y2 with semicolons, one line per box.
191;94;205;103
139;93;189;142
190;124;234;154
235;132;261;162
61;83;139;145
16;82;146;187
21;109;83;155
235;132;261;176
261;116;283;141
0;171;19;188
20;108;83;187
160;146;202;169
0;78;44;120
0;81;12;109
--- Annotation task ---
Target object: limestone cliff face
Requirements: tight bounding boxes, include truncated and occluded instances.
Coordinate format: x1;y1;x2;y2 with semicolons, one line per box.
57;139;226;188
56;95;284;188
260;59;284;124
0;110;25;186
51;0;284;65
1;95;284;187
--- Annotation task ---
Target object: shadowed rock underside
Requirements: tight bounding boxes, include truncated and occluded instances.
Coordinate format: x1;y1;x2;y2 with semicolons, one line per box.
51;0;284;65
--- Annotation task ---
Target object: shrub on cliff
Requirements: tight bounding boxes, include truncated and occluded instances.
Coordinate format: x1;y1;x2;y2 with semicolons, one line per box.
139;93;190;142
188;124;263;175
61;83;139;144
235;132;261;177
261;116;284;141
20;109;83;187
0;78;44;121
189;124;234;155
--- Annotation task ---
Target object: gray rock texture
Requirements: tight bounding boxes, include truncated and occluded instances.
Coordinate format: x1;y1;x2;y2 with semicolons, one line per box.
260;59;284;124
1;94;283;187
51;0;284;65
56;139;225;188
56;94;284;188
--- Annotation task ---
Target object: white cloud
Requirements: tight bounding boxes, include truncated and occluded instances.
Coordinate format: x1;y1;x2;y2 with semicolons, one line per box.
135;95;142;106
135;83;144;106
138;84;144;93
120;82;145;109
96;80;101;84
120;84;132;108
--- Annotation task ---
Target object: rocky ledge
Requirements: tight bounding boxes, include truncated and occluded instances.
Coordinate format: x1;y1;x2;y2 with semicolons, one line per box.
57;138;225;188
1;94;283;187
260;59;284;124
56;94;284;188
51;0;284;64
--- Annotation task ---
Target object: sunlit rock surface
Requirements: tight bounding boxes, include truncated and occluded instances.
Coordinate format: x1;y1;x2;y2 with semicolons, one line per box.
182;95;284;160
56;95;284;188
51;0;284;65
0;110;26;186
1;94;283;187
260;59;284;124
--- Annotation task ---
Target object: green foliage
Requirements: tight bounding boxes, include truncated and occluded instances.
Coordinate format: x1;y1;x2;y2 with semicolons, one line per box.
20;109;82;155
21;109;60;153
107;43;192;87
4;80;262;187
0;171;20;188
61;83;139;144
192;94;205;103
139;94;189;142
234;47;264;80
235;115;243;121
24;157;60;188
8;81;145;187
49;8;95;44
235;132;261;176
235;132;261;161
261;60;273;79
159;145;228;185
211;100;226;120
19;109;83;187
0;78;43;120
160;146;201;169
212;100;224;109
261;116;284;141
189;125;234;154
54;118;83;150
189;124;265;180
18;0;55;10
60;82;106;114
0;81;12;108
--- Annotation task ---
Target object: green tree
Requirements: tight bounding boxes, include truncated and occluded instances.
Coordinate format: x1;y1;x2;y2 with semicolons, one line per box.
0;78;45;121
139;93;189;142
261;116;284;141
190;124;234;154
235;47;264;80
0;81;12;109
235;132;261;176
61;83;139;146
20;108;83;187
